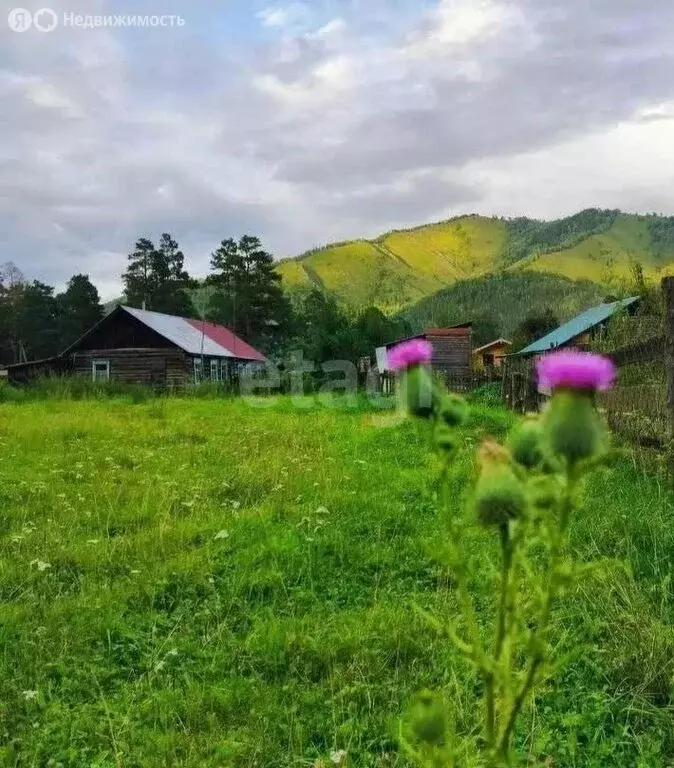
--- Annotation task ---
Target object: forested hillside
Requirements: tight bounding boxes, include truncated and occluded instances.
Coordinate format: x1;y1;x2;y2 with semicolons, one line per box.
402;271;607;342
277;210;674;312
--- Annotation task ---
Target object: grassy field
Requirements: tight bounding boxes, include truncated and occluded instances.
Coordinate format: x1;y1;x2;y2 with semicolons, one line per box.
2;395;674;766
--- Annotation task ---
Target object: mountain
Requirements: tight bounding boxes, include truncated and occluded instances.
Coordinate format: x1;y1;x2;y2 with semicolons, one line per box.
277;209;674;312
401;271;607;343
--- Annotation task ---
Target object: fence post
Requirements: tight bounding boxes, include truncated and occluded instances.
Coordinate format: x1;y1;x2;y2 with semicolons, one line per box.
663;277;674;430
663;278;674;475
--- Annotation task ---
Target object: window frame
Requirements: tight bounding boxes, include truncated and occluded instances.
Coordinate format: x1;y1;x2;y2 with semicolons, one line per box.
193;357;203;383
92;359;110;382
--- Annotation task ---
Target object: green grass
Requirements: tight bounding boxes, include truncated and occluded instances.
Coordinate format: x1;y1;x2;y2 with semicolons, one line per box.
2;396;674;766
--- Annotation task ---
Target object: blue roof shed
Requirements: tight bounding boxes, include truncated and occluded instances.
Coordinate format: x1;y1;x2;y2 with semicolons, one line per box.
517;296;641;356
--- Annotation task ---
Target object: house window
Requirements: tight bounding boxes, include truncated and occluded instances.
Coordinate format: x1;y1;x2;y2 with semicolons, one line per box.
92;359;110;382
220;359;230;381
193;358;203;383
210;359;219;382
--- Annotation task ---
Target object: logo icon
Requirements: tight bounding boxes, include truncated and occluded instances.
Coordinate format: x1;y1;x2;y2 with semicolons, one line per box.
8;8;32;31
33;7;58;32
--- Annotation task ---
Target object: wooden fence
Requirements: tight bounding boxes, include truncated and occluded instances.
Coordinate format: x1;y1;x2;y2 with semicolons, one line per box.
380;368;501;397
502;276;674;453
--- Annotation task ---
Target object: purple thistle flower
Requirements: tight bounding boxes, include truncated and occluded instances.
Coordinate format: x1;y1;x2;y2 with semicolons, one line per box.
387;339;433;371
537;350;616;393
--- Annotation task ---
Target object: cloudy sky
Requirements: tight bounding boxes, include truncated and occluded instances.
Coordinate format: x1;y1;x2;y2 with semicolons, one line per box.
1;0;674;299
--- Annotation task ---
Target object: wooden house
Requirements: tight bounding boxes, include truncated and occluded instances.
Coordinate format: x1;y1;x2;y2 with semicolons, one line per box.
7;305;265;387
503;296;641;406
516;297;640;358
376;324;472;379
473;338;512;371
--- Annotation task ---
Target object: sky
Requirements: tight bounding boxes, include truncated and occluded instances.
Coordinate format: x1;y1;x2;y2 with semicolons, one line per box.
1;0;674;299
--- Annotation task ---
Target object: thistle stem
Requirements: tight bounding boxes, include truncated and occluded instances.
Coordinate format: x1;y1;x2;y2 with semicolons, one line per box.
485;523;513;750
498;466;576;757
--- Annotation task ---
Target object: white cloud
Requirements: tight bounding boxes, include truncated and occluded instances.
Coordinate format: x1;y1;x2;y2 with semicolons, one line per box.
2;0;674;299
257;3;309;29
461;116;674;220
404;0;523;57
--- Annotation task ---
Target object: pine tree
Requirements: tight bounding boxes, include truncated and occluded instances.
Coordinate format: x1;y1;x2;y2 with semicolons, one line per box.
13;281;59;361
57;274;104;348
123;238;156;310
207;235;289;346
122;235;194;315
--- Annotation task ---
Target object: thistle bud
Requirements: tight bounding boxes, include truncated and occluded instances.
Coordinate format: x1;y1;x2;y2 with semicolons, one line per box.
474;465;527;527
543;390;603;465
508;419;544;469
439;393;468;428
407;691;448;747
529;475;561;509
399;364;435;419
434;424;457;453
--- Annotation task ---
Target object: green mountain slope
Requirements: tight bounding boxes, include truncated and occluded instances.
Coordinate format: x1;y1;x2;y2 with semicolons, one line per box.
402;271;607;342
277;210;674;312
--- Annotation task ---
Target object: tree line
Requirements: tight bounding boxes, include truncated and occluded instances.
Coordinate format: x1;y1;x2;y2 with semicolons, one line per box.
5;228;616;369
0;263;104;366
0;233;411;367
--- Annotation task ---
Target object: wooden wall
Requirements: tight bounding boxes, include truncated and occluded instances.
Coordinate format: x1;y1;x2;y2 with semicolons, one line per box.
71;349;190;388
474;343;511;371
8;358;71;384
72;310;175;351
427;330;472;374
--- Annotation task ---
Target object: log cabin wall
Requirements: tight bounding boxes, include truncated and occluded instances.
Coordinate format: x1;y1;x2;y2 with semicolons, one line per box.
427;328;472;375
71;349;191;388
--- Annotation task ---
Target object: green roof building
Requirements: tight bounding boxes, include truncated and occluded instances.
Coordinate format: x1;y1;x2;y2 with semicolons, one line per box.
517;296;640;356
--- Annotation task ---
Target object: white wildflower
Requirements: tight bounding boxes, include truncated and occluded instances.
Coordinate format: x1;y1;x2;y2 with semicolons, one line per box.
214;530;230;540
30;560;51;572
330;749;347;765
22;690;38;701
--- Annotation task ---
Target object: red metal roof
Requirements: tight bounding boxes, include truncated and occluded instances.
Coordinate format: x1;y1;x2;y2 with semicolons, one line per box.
186;319;265;361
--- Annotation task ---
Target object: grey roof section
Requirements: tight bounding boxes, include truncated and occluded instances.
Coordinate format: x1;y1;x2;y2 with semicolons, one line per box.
123;306;234;358
517;296;640;356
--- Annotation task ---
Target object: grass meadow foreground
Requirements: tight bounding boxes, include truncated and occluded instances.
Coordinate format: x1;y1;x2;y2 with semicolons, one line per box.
2;395;674;766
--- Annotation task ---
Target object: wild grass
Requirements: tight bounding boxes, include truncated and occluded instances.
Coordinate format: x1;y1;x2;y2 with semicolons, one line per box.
1;396;674;766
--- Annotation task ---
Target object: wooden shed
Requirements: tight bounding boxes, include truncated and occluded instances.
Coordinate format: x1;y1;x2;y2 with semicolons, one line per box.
376;324;472;379
473;338;512;372
7;305;265;387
